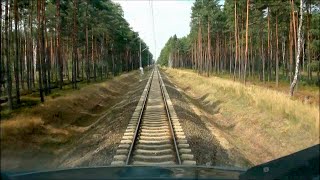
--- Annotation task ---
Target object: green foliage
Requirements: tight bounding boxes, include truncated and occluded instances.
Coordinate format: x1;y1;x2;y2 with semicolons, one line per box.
309;61;319;72
46;0;152;70
157;35;190;67
158;0;319;87
0;0;154;109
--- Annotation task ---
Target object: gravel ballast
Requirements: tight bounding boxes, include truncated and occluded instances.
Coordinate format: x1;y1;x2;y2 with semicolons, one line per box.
55;71;152;168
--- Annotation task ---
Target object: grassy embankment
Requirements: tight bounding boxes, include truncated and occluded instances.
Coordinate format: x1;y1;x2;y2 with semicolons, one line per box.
163;68;319;165
0;70;146;150
215;72;319;106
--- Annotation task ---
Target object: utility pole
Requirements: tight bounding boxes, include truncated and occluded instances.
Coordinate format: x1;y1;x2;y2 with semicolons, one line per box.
139;39;149;75
139;39;144;75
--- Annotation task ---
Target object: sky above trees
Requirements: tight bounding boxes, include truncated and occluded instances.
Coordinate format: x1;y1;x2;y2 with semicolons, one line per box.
113;0;195;60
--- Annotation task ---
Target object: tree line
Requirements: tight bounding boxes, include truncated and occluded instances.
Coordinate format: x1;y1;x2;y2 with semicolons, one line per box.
158;0;319;96
0;0;153;111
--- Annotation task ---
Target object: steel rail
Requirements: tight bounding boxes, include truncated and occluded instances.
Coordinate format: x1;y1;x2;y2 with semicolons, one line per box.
157;68;182;165
125;69;154;165
125;67;181;165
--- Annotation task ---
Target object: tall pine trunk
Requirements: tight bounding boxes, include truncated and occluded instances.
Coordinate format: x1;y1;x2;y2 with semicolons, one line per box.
56;0;63;89
289;14;293;83
37;0;44;102
244;0;249;84
72;0;78;89
290;0;304;96
30;1;35;89
233;0;238;81
267;7;271;82
85;0;90;83
276;15;279;87
5;0;13;110
0;1;2;116
42;0;48;95
0;0;2;89
14;0;20;104
306;2;311;80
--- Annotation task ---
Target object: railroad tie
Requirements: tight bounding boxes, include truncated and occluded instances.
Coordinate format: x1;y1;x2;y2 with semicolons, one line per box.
111;67;195;166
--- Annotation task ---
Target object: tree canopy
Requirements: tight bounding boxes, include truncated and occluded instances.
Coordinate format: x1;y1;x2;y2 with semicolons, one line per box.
0;0;153;109
158;0;319;91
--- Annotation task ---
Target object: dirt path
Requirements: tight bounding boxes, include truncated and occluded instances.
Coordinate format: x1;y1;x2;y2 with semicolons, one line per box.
1;70;151;172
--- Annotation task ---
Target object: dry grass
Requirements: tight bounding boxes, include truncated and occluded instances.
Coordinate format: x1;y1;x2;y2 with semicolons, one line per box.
0;117;44;140
0;71;141;148
216;73;319;106
163;68;319;165
1;70;152;171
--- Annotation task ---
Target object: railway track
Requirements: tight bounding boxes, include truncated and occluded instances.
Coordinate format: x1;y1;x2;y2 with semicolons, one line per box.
111;67;195;166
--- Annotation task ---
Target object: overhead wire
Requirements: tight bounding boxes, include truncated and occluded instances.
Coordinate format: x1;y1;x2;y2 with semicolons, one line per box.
149;0;157;61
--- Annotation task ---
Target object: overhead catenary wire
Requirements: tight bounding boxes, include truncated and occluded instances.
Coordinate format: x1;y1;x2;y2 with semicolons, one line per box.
149;0;157;61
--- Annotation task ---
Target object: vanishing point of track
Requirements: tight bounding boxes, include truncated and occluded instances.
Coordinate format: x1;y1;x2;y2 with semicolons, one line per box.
112;67;195;165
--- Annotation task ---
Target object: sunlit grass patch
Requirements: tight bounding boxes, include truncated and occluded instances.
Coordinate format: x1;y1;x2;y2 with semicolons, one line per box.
163;68;319;165
166;68;319;129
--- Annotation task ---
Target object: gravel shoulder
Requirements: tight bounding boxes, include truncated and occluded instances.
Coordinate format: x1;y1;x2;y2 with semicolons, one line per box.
160;70;251;168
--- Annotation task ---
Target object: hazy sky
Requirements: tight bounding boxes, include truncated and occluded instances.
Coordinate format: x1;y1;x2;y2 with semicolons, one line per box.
113;0;195;60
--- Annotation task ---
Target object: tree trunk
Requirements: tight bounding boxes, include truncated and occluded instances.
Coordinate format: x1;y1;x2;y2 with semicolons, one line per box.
290;0;304;96
306;1;311;80
0;1;3;117
244;0;249;84
30;0;35;89
85;0;90;83
0;1;2;101
239;14;243;80
5;0;13;110
72;0;78;89
267;7;271;82
111;44;114;76
20;27;25;91
276;15;279;87
56;0;63;89
46;31;52;94
262;34;265;83
93;35;96;81
233;0;238;81
282;36;286;79
207;17;211;77
37;0;44;102
14;0;20;105
229;32;232;75
41;1;48;96
291;0;297;63
289;14;293;83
